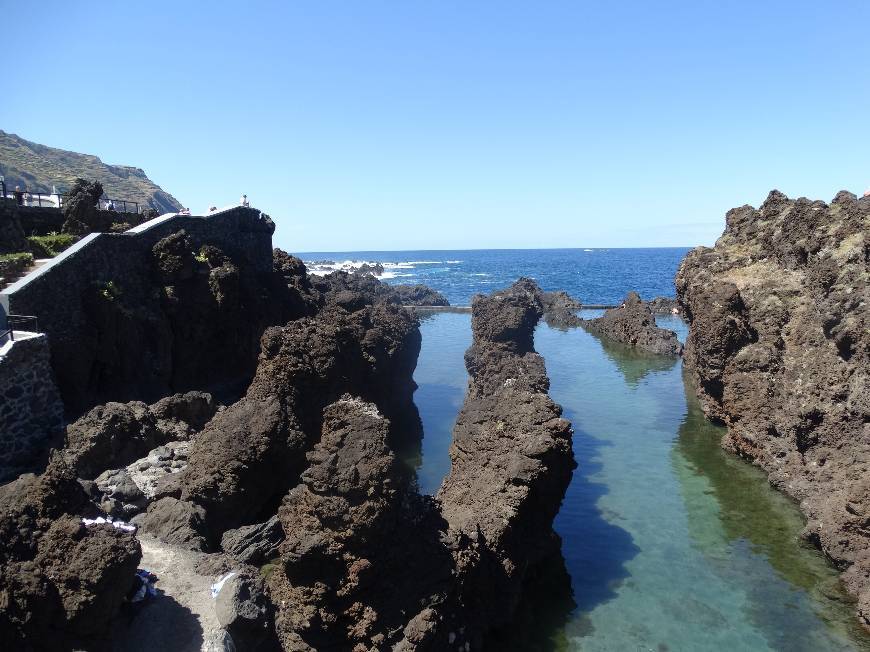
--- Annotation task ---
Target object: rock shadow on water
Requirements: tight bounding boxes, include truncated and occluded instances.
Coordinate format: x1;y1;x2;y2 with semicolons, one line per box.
593;334;679;387
493;421;641;649
561;424;641;613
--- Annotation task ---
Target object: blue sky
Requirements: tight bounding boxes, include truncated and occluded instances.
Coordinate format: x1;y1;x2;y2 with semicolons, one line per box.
2;1;868;251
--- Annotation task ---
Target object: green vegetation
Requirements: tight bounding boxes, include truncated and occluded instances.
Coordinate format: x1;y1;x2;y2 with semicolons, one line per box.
0;252;34;279
98;280;122;301
0;252;33;266
28;233;79;258
0;129;182;214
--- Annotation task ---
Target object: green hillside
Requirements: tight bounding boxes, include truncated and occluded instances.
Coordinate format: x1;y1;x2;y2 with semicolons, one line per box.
0;130;182;213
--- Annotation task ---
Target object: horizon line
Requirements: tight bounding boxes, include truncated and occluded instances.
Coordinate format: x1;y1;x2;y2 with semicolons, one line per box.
291;245;699;255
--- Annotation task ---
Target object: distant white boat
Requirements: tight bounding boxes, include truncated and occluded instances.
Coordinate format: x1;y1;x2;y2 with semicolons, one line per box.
584;248;594;252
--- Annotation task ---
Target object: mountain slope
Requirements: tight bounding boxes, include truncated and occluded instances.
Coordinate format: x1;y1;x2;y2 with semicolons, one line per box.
0;130;182;213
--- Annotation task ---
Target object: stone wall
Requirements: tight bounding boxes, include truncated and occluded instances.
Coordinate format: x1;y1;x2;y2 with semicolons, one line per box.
0;198;28;253
0;333;65;482
0;206;276;414
0;199;143;249
17;205;143;236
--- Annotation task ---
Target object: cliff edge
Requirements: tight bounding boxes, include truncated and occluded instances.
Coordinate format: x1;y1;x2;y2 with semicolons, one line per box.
676;190;869;625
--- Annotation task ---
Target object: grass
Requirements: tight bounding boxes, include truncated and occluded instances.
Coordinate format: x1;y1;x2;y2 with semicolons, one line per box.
28;233;79;258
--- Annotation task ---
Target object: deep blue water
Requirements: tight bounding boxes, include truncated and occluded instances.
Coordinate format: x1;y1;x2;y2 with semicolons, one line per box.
296;248;689;305
294;248;869;650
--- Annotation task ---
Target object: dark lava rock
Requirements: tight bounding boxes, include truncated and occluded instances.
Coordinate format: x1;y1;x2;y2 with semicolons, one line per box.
676;189;869;625
63;392;216;480
313;270;449;307
61;178;104;235
139;496;209;552
583;291;683;355
221;515;284;565
267;396;457;651
390;283;450;306
500;277;582;330
264;280;575;650
0;455;141;649
437;279;576;639
176;301;421;543
214;571;278;651
64;401;159;480
646;296;681;315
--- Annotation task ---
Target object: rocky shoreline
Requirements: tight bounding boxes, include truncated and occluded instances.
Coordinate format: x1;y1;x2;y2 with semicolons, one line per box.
677;190;869;626
1;189;867;647
0;254;575;649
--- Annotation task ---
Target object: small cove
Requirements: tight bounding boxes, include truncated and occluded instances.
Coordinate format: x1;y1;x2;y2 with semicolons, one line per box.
411;310;870;651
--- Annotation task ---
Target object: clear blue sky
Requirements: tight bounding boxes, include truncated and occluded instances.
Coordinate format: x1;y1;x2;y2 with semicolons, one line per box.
3;1;868;251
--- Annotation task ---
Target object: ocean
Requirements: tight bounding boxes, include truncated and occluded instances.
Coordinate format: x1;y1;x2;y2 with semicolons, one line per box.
294;248;869;651
298;247;690;306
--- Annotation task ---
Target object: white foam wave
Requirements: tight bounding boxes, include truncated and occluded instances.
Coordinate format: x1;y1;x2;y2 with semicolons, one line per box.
303;259;420;278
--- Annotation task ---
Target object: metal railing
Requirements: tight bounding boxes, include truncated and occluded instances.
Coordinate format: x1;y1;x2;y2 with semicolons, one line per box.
0;314;39;346
0;180;141;213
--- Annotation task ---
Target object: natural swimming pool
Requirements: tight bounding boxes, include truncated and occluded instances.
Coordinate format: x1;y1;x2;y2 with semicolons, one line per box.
410;311;870;651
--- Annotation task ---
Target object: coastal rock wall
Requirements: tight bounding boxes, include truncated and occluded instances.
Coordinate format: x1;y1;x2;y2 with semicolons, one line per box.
1;207;307;414
0;333;64;482
437;280;576;634
676;190;869;624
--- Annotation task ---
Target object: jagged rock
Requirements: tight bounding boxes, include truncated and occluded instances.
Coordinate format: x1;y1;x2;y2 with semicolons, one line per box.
267;396;457;651
61;178;104;235
63;393;215;480
152;229;196;283
0;456;141;649
177;302;421;542
539;288;583;328
437;279;575;639
676;189;869;625
355;262;385;276
646;296;681;315
214;571;276;651
150;390;218;434
64;401;159;480
221;515;284;565
313;270;449;307
140;496;209;551
0;198;29;254
583;291;683;355
390;283;450;306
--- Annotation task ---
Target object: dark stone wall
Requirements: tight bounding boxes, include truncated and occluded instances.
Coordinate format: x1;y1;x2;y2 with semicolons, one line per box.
0;198;28;253
17;205;143;236
0;334;65;481
1;207;277;414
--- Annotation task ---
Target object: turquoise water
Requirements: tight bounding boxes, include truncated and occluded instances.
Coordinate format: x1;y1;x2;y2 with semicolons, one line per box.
412;311;870;651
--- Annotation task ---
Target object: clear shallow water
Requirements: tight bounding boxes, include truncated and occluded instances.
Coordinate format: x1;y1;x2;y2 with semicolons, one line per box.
297;248;689;305
411;311;869;651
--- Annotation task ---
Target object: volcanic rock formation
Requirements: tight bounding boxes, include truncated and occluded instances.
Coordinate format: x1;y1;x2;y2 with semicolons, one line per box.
583;291;683;355
311;270;450;307
0;455;141;650
676;190;869;625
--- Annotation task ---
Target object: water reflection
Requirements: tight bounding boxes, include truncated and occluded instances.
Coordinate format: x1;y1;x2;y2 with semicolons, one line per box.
410;313;870;651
